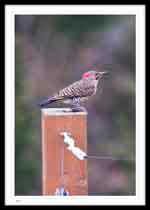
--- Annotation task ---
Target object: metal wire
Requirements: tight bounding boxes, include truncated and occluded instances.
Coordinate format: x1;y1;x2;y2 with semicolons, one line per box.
86;155;135;162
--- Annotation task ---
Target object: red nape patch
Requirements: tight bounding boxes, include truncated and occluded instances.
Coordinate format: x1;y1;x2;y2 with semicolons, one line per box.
82;72;90;78
82;72;96;79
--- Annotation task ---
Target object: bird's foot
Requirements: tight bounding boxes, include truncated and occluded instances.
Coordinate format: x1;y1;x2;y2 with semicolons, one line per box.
62;106;87;113
71;106;87;113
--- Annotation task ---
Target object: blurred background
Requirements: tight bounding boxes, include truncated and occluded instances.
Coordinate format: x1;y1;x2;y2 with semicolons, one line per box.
15;15;135;195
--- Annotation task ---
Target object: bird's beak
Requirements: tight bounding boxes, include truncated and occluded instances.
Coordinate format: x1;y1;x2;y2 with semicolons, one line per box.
96;71;108;79
99;71;108;75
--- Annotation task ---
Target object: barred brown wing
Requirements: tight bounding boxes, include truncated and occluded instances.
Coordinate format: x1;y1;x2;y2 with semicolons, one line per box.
56;80;95;98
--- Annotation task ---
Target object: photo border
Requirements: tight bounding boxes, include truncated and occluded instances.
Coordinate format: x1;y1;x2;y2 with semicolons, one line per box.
5;5;145;206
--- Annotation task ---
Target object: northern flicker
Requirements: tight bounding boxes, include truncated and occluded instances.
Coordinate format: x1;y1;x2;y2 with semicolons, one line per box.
39;70;107;112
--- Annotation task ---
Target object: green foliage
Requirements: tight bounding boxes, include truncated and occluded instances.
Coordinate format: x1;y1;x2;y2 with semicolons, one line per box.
55;15;119;40
15;46;40;195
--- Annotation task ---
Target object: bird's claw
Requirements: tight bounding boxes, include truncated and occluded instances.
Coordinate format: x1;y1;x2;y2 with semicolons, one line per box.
71;106;87;113
62;106;87;113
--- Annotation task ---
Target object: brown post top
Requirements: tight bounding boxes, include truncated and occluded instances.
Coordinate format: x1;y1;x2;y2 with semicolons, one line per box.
41;108;88;195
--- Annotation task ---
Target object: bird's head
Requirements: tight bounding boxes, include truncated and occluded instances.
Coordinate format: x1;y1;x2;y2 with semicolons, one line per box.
82;70;108;80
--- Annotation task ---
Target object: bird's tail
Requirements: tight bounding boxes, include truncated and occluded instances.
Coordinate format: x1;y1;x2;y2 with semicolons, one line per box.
38;96;64;108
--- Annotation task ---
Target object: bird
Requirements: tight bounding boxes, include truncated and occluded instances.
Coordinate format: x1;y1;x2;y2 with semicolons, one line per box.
38;70;108;112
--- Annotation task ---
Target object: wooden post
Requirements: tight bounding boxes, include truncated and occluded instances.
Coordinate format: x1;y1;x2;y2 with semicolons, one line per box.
41;108;88;195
